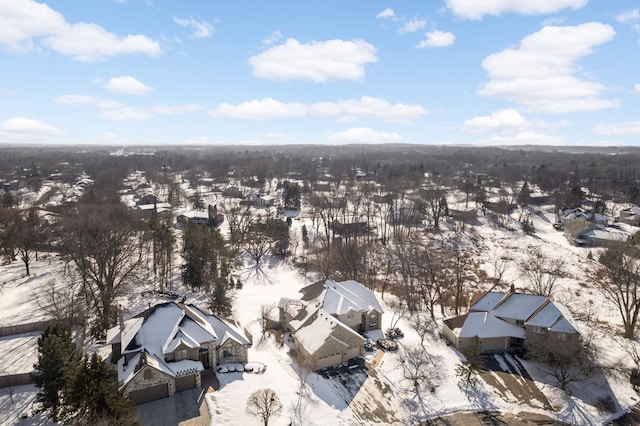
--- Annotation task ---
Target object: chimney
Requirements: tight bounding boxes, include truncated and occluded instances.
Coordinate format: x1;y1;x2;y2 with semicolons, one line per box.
509;283;515;294
118;305;125;332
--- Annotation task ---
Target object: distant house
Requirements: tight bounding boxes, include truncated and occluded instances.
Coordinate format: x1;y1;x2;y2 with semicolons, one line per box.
107;302;250;404
136;194;158;206
278;279;383;370
442;291;579;353
618;207;640;226
331;220;369;238
176;211;210;226
252;193;275;208
222;186;245;199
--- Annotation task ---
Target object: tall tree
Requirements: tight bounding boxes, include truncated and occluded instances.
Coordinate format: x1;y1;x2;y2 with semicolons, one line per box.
595;243;640;338
518;246;565;297
15;208;43;276
246;388;283;426
70;353;139;425
60;203;143;336
33;325;80;423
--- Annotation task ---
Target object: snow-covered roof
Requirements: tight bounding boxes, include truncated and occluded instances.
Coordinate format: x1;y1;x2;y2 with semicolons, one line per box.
470;292;505;312
179;210;209;219
526;300;579;334
294;309;362;354
456;312;525;340
580;228;628;242
322;279;384;316
493;293;548;322
114;302;250;387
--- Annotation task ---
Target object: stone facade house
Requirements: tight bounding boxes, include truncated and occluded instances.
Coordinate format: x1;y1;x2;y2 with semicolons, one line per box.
107;302;250;404
442;291;579;353
278;279;383;370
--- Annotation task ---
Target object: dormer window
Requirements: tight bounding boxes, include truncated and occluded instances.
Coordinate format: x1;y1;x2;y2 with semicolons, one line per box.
175;349;188;361
515;320;524;326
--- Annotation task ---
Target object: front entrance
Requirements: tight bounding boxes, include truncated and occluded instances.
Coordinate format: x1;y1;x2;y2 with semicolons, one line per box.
199;348;210;368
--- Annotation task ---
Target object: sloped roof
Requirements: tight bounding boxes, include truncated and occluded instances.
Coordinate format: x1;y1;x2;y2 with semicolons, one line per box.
294;309;363;354
457;311;525;340
470;292;506;312
493;293;548;322
322;279;384;315
526;300;579;334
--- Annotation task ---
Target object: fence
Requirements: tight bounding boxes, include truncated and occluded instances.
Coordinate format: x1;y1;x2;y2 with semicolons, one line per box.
0;373;33;388
0;317;84;338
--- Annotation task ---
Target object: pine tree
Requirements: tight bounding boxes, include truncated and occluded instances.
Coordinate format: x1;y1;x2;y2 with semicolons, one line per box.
33;324;80;423
70;353;139;425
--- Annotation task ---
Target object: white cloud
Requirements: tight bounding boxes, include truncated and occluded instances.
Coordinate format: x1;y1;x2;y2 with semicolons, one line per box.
55;94;200;121
416;30;455;48
446;0;587;20
0;117;64;141
210;98;308;120
309;96;427;123
210;96;427;123
479;22;618;114
376;8;395;19
593;121;640;136
478;131;566;146
248;38;378;82
616;9;640;24
324;127;402;143
262;30;283;45
541;16;566;26
398;18;428;34
635;83;640;93
173;16;215;39
103;76;154;95
0;0;161;61
264;132;295;140
463;109;528;134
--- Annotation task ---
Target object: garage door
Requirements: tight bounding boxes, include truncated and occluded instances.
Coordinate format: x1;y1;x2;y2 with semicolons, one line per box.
128;383;169;404
175;374;197;392
316;354;342;370
345;347;361;361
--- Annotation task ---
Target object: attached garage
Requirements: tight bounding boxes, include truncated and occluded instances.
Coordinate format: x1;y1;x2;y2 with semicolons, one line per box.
128;383;169;404
175;374;197;392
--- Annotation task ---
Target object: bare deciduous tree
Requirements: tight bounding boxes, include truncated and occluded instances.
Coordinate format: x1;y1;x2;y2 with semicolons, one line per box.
518;246;565;297
399;344;444;388
259;303;276;338
246;388;283;426
595;243;640;338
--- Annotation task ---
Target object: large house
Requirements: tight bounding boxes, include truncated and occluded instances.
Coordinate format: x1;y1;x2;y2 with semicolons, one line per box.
107;302;251;404
618;207;640;226
442;291;579;352
278;279;383;370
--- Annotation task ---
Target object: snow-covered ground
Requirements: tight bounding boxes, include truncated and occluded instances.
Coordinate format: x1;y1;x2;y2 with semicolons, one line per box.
1;190;640;425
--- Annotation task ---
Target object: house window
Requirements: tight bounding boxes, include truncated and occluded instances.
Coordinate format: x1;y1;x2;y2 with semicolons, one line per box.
175;349;188;361
222;346;236;358
515;320;524;326
533;326;546;335
557;333;568;340
369;313;378;329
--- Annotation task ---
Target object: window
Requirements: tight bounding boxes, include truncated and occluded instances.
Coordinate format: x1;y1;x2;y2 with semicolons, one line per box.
557;333;568;340
223;346;236;358
515;320;524;326
369;313;378;328
175;349;188;361
532;326;546;335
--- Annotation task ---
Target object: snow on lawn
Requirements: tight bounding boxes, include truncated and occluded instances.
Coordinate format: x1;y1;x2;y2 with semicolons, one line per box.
0;332;39;375
0;259;64;326
0;384;48;426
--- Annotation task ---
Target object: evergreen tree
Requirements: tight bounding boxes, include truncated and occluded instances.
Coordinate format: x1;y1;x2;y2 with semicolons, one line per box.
70;353;139;425
33;325;80;423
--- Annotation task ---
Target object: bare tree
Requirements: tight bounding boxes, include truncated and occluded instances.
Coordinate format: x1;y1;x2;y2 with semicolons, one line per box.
387;299;409;330
398;344;444;388
518;246;565;297
60;203;143;336
487;249;510;291
225;203;254;247
527;334;597;392
595;243;640;338
259;303;276;338
246;388;283;426
36;276;84;328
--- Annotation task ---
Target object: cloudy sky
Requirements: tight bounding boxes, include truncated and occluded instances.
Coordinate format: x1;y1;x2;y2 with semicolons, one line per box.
1;0;639;146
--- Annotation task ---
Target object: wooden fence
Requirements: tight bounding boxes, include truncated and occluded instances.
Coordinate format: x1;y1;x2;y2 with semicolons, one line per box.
0;373;33;388
0;317;83;338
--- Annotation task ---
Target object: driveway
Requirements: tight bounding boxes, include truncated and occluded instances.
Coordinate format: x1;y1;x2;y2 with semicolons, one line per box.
136;387;204;426
480;353;553;411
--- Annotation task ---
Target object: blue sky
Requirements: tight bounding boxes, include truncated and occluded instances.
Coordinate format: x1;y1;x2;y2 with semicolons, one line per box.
0;0;639;146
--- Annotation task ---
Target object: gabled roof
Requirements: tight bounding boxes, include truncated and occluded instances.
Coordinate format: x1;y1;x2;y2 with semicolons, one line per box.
470;291;506;312
113;302;250;387
492;293;548;322
322;279;384;316
294;309;364;355
457;311;525;340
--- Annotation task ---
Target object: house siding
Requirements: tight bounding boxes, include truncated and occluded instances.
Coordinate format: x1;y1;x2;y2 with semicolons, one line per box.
125;364;176;400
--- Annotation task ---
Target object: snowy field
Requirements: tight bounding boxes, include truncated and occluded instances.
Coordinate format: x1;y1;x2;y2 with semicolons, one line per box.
1;193;640;425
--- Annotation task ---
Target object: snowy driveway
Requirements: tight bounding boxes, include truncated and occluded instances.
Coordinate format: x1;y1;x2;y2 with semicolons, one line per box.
481;354;553;411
